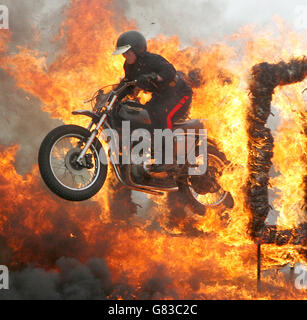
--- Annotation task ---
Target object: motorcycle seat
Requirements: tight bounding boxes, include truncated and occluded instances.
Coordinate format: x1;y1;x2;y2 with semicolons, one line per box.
173;119;203;130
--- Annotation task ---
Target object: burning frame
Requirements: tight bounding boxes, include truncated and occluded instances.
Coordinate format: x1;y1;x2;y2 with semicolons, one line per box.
247;57;307;241
247;57;307;291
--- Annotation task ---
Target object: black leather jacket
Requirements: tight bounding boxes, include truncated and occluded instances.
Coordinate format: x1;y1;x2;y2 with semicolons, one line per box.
119;51;192;98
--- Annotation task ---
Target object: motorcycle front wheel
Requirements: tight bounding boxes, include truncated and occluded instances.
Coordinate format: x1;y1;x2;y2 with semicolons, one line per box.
38;125;108;201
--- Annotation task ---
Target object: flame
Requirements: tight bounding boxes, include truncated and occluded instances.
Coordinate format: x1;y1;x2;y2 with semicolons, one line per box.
0;0;306;299
270;83;306;229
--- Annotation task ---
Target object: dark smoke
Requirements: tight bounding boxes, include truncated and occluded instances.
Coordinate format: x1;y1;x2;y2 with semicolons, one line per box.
0;257;112;300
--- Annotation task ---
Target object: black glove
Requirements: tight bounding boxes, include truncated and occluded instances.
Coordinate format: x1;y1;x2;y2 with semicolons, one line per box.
137;72;158;87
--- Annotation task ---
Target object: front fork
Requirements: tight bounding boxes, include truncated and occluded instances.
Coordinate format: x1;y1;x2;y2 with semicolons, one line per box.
76;95;118;165
76;130;98;165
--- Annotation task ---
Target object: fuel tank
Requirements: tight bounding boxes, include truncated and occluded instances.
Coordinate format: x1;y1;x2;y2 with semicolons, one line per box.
118;100;151;125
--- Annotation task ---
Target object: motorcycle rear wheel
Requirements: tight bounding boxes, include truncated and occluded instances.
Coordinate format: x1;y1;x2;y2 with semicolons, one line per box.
38;125;108;201
178;144;234;214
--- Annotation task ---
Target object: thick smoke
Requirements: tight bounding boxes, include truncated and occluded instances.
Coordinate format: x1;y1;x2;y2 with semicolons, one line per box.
0;257;112;300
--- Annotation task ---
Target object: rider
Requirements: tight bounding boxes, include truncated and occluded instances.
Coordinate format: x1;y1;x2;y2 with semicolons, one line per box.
112;30;193;130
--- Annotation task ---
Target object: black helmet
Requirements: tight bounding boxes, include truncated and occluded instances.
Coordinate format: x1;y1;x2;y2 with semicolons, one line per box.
113;31;147;56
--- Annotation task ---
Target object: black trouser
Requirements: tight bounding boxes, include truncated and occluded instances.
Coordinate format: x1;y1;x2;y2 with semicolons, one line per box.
144;92;192;165
145;92;192;130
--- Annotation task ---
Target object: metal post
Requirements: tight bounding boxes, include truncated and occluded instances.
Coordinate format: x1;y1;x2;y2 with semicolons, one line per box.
257;242;262;292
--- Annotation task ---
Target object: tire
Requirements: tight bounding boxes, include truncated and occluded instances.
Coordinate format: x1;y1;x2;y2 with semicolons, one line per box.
178;143;234;215
38;125;108;201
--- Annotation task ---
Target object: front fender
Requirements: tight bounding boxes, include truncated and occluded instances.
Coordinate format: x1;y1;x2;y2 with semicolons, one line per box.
72;110;100;123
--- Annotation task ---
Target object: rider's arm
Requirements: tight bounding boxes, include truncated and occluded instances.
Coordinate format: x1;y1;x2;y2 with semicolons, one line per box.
115;62;134;99
147;53;176;85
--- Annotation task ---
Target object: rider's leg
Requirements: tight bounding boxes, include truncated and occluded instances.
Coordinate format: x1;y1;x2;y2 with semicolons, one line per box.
165;95;192;129
145;95;192;171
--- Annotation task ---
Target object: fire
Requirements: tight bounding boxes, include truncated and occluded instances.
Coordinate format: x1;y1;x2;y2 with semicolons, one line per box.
0;0;306;299
270;84;306;229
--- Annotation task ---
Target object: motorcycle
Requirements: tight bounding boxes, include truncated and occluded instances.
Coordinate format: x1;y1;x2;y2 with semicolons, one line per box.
38;80;234;214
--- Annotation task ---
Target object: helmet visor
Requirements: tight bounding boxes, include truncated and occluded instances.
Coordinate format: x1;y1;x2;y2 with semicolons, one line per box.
112;44;132;56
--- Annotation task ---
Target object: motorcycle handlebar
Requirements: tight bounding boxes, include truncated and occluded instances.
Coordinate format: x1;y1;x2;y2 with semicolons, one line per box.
125;80;138;86
114;80;137;96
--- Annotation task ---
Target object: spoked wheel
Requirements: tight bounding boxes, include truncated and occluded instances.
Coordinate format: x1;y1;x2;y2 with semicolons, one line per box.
178;144;234;214
38;125;107;201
